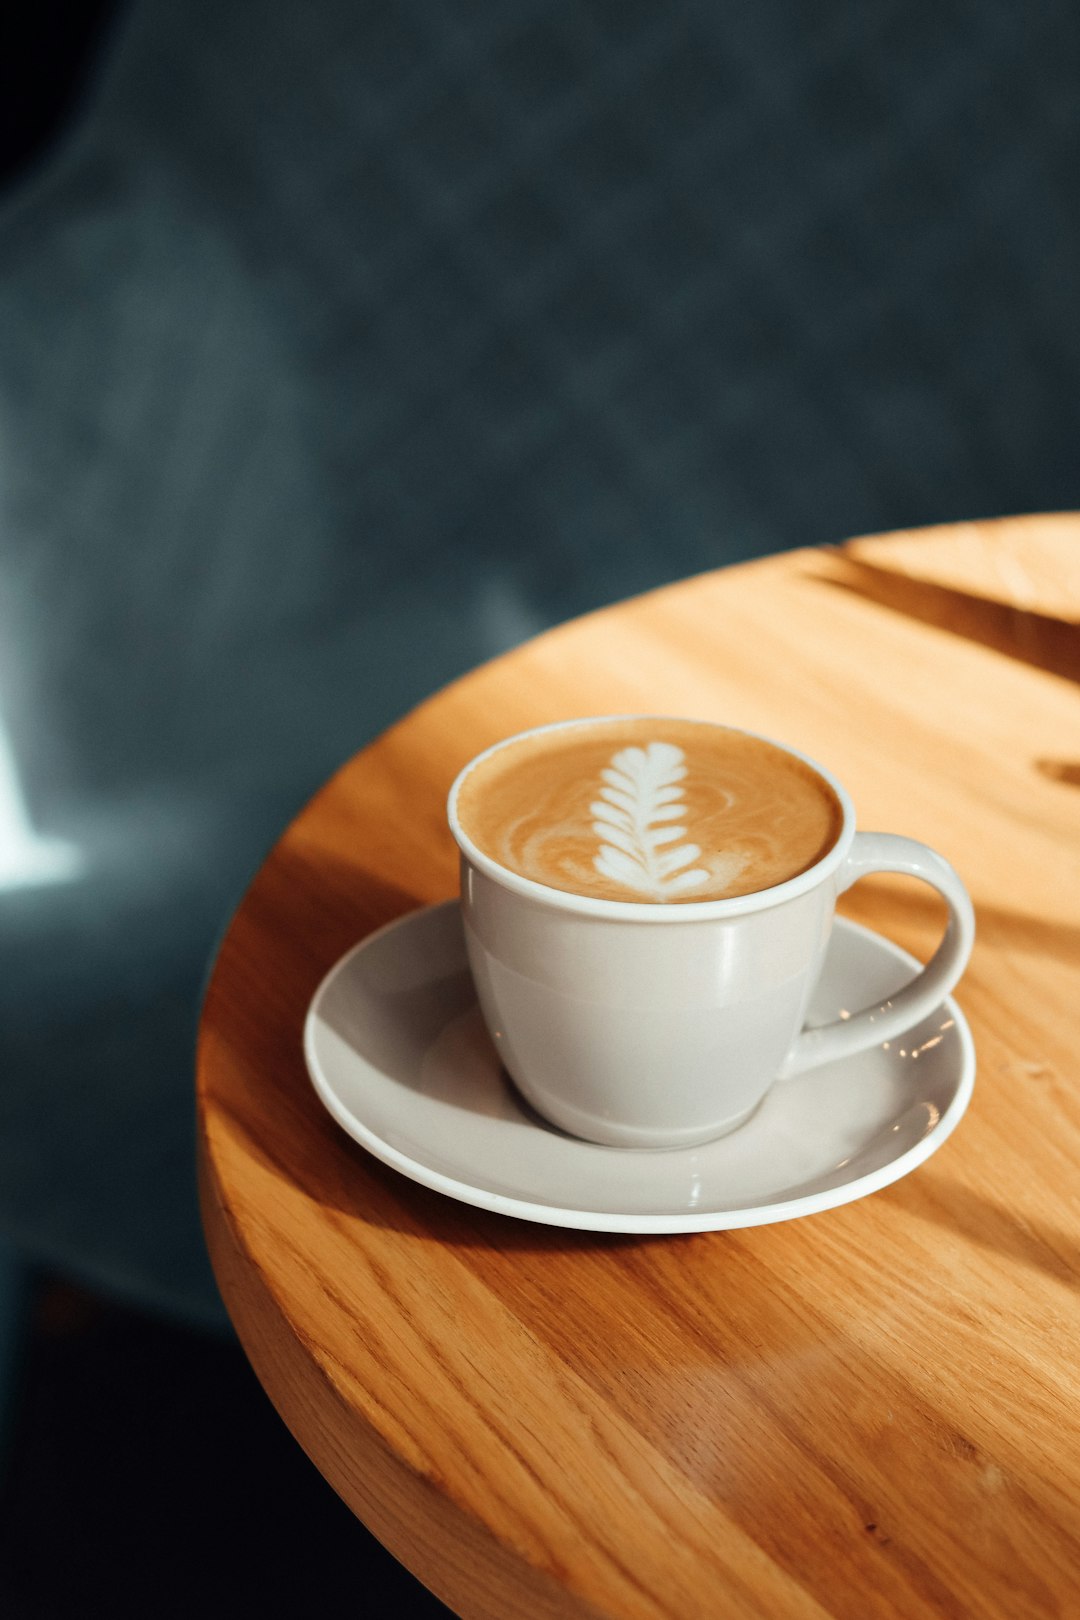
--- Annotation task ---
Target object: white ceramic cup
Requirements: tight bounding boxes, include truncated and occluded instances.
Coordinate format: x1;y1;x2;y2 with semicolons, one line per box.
448;718;975;1149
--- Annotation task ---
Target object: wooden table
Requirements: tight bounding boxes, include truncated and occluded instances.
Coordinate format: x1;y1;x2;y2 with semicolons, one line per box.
197;514;1080;1620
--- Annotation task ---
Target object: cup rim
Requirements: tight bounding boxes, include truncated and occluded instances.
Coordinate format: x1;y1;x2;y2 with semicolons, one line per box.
447;715;856;921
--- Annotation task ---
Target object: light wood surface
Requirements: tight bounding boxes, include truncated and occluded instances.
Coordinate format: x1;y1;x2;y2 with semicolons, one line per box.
197;513;1080;1620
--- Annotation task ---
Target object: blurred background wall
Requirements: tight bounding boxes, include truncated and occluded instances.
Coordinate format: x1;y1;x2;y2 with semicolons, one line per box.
0;0;1077;1613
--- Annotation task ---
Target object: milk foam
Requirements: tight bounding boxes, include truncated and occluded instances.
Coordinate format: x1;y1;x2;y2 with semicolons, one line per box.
456;720;843;904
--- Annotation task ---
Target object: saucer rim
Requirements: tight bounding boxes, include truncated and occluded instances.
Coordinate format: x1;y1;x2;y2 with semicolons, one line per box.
303;901;975;1233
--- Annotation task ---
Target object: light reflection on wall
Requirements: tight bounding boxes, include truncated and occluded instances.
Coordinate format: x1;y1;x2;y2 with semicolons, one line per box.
0;701;83;889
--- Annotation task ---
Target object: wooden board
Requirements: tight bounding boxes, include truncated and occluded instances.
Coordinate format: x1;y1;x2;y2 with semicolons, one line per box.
198;513;1080;1620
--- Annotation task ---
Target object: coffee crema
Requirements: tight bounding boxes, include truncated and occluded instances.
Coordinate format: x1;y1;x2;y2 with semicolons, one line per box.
455;718;843;904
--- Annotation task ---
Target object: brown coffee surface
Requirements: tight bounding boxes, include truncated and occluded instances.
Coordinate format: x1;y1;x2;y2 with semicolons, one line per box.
455;718;843;903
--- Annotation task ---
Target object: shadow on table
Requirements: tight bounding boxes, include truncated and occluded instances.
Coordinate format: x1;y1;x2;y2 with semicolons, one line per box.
879;1175;1080;1293
812;553;1080;686
1035;759;1080;787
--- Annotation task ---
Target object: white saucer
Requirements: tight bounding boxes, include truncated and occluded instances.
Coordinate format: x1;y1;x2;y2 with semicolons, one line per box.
304;902;975;1233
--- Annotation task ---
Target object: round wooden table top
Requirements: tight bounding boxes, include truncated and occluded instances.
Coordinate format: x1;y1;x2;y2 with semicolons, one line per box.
198;514;1080;1620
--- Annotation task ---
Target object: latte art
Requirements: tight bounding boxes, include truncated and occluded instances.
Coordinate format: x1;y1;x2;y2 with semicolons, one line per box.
455;718;843;904
591;741;744;899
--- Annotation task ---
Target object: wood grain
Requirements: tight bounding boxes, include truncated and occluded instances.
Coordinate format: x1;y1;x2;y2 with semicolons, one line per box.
198;513;1080;1620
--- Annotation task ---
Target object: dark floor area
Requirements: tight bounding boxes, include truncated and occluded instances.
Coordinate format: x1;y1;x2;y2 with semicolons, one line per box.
0;1281;451;1619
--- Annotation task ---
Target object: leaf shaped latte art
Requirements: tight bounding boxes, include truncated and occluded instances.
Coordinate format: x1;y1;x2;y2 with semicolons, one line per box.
591;742;709;899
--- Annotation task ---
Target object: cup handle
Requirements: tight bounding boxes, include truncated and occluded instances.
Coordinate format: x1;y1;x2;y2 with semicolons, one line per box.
777;832;975;1079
